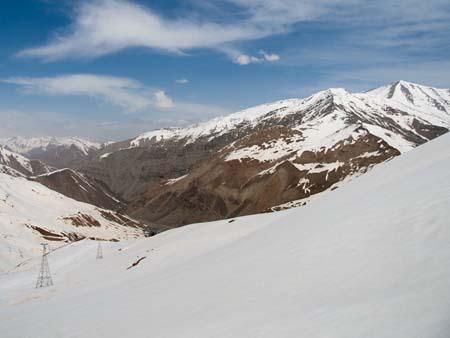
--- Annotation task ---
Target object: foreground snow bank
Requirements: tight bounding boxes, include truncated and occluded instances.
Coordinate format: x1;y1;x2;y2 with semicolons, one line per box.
1;133;450;337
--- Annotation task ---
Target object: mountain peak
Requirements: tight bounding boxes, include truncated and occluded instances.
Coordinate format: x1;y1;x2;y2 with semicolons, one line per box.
367;81;450;117
317;87;349;97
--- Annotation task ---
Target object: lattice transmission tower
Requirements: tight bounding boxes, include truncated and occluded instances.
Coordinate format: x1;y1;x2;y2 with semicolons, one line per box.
96;241;103;259
36;243;53;288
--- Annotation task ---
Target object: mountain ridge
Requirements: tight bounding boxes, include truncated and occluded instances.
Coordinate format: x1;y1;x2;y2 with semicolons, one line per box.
4;81;449;229
86;80;450;228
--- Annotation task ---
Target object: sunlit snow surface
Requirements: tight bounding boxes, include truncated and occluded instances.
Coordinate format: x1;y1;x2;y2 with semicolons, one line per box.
1;132;450;337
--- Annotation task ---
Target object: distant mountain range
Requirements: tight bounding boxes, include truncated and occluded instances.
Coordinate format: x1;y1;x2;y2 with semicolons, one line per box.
0;136;101;168
2;80;450;230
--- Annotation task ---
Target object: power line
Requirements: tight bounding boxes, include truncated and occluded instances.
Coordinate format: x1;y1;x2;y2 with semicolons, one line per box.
96;241;103;259
36;243;53;288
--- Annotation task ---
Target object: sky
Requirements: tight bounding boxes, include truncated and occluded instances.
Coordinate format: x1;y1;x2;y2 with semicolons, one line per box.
0;0;449;142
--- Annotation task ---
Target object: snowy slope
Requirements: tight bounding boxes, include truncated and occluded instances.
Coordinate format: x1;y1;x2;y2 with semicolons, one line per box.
0;173;146;272
1;132;450;338
0;146;34;174
368;80;450;119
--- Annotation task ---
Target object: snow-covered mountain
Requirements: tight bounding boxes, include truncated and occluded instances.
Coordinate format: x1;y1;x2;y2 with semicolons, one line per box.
86;81;450;227
129;80;450;150
0;136;101;168
2;131;450;338
0;172;149;272
368;80;450;118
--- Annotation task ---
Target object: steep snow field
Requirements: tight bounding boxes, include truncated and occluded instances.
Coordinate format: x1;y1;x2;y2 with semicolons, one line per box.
1;133;450;337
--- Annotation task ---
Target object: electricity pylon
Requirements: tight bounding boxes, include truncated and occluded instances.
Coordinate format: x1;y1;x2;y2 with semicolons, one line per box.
96;241;103;259
36;243;53;288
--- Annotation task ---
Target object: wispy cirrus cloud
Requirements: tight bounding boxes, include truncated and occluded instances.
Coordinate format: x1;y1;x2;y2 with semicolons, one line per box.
16;0;319;64
16;0;450;66
16;0;269;62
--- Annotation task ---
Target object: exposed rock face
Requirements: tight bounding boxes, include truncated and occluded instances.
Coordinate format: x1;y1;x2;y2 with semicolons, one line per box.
83;137;234;201
32;168;125;211
77;81;450;229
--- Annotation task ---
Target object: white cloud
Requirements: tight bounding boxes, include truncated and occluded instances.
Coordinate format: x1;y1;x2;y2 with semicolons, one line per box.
259;50;280;62
16;0;320;63
153;90;174;109
235;54;261;65
17;0;268;61
15;0;450;65
2;74;155;112
175;79;189;84
234;50;280;65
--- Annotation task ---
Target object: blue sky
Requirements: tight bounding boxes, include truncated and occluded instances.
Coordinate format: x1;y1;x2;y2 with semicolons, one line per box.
0;0;449;141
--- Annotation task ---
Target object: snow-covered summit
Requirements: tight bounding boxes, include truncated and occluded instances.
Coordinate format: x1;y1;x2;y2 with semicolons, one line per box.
368;80;450;117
